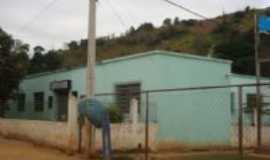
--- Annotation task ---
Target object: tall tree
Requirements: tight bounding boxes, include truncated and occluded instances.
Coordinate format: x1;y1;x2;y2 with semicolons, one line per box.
0;28;25;116
14;40;30;75
43;50;63;71
30;46;46;73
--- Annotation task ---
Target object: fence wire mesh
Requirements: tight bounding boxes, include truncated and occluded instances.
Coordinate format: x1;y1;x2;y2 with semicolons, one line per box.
94;83;270;159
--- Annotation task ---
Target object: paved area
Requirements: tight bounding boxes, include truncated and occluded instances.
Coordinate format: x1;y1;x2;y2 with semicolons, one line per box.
0;137;83;160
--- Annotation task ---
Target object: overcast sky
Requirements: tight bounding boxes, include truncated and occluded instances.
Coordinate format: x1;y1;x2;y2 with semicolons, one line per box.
0;0;269;52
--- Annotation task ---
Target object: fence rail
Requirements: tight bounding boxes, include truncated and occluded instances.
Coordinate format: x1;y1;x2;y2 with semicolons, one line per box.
94;83;270;159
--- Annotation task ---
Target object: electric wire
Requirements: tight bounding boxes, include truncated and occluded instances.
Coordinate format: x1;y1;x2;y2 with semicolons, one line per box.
161;0;209;19
17;0;61;32
102;0;128;29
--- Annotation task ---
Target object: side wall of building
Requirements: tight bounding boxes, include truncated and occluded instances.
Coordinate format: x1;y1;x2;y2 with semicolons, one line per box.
5;68;86;120
229;74;270;125
153;54;232;148
5;51;234;148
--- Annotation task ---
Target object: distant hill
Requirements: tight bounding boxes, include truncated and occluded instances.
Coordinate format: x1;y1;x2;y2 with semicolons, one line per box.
7;7;270;76
60;7;261;75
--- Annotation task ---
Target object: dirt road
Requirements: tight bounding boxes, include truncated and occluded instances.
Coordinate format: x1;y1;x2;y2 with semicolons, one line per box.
1;136;270;160
0;137;83;160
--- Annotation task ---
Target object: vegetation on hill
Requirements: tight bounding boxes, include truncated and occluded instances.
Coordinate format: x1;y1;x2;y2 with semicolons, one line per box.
0;28;29;116
2;7;270;77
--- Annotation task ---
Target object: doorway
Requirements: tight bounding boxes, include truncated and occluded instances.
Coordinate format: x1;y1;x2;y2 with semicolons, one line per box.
55;91;69;121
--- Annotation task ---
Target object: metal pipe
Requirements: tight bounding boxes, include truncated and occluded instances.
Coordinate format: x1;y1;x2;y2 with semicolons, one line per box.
238;86;244;158
95;83;270;96
254;13;262;148
145;92;149;160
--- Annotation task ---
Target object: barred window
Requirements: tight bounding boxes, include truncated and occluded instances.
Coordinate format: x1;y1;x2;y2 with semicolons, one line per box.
247;94;262;112
17;94;26;112
48;96;53;109
34;92;44;112
115;83;141;113
230;92;235;114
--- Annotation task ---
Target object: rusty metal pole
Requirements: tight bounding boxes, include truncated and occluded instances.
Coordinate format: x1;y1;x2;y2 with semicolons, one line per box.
238;86;243;158
145;92;149;160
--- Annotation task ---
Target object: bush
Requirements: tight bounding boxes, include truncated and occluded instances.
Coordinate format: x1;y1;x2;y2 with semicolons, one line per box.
107;104;124;123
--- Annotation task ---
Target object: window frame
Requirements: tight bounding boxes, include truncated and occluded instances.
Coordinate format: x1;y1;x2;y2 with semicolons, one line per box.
48;96;53;109
34;92;44;112
115;82;141;114
246;94;263;112
17;93;26;112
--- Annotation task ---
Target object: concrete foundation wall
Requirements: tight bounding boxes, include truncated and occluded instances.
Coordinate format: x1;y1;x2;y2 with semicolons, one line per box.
0;118;70;150
231;125;270;148
0;118;158;152
94;123;158;151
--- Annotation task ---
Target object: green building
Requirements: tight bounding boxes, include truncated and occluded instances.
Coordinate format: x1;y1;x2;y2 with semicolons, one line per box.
4;50;270;147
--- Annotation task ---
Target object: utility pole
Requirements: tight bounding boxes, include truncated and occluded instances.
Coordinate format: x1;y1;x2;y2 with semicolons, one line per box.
254;13;262;148
85;0;97;156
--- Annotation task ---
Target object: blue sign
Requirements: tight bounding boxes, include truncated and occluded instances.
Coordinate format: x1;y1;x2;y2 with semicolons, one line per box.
259;15;270;33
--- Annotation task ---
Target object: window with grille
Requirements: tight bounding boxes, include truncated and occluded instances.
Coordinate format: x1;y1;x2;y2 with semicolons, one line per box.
230;92;235;114
17;93;26;112
115;83;141;114
48;96;53;109
247;94;262;112
34;92;44;112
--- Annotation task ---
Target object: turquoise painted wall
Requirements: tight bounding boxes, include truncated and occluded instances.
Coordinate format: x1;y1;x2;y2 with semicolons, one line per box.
5;50;235;146
229;74;270;126
151;53;232;146
6;68;86;120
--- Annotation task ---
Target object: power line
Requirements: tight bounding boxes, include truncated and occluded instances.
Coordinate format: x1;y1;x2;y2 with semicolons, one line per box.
161;0;209;19
102;0;128;29
113;1;138;27
17;0;61;32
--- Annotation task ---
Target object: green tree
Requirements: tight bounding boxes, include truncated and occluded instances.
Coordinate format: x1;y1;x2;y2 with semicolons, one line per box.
173;17;181;25
163;18;172;27
214;34;255;74
30;46;46;73
43;50;63;71
0;28;25;116
13;40;30;75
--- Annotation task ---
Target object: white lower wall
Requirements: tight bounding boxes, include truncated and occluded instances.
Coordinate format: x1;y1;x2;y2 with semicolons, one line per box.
0;118;70;150
94;123;158;151
0;118;158;152
231;125;270;147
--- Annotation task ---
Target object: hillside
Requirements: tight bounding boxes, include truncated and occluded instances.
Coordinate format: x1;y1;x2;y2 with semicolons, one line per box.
61;7;258;75
4;7;270;76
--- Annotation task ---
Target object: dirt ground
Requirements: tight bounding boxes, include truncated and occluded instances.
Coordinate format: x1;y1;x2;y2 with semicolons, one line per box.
0;137;83;160
1;136;270;160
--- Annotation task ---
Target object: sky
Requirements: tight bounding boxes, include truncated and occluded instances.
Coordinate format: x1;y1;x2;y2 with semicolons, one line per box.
0;0;269;52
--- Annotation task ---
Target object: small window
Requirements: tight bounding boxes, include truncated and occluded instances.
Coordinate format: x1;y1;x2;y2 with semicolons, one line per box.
115;83;141;114
48;96;53;109
230;92;235;114
247;94;262;112
34;92;44;112
247;94;263;126
17;93;26;112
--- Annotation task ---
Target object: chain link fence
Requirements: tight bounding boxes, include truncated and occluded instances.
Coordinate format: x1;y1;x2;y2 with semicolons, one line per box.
94;83;270;159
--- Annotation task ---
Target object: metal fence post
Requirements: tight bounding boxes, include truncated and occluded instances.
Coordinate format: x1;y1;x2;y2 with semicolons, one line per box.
238;86;244;158
257;84;262;148
145;92;149;160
